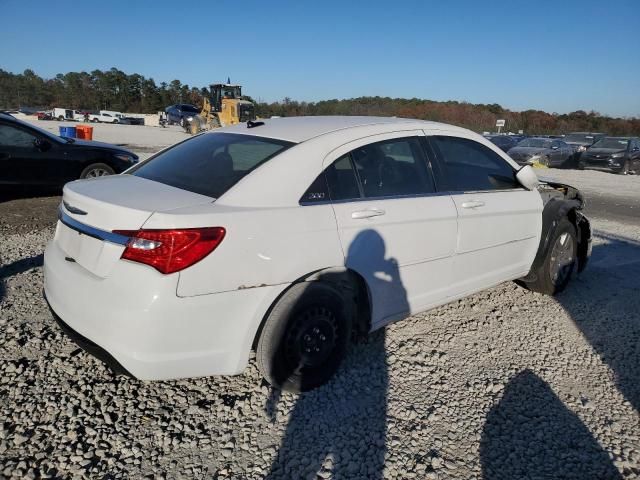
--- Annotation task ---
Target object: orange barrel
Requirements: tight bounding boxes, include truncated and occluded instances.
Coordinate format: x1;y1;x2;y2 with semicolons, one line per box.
83;125;94;140
75;125;87;139
76;125;93;140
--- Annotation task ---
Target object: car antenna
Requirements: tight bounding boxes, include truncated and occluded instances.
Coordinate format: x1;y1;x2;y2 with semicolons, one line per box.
247;120;264;128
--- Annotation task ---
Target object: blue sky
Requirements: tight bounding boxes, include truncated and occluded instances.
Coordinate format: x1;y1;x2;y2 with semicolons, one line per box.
1;0;638;117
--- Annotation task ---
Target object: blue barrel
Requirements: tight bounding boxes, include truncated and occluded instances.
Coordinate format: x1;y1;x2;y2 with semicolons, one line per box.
59;126;77;138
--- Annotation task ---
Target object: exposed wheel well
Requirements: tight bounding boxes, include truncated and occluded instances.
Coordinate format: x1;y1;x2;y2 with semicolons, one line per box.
252;268;372;350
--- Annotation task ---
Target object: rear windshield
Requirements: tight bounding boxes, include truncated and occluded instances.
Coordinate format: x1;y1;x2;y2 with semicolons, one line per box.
130;133;293;198
564;134;594;143
592;138;629;149
517;138;552;148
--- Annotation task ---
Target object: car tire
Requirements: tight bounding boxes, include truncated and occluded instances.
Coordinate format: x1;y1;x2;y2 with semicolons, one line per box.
179;117;185;127
113;119;118;124
80;163;115;179
524;218;577;296
256;282;352;392
57;116;64;121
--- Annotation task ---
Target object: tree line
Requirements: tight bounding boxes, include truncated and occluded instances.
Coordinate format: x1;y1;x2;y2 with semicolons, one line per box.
1;68;638;136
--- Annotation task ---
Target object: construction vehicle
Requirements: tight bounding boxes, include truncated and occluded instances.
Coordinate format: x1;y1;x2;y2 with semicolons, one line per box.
185;83;255;134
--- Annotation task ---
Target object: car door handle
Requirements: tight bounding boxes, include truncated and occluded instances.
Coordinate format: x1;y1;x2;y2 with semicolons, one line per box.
351;208;386;219
461;200;485;209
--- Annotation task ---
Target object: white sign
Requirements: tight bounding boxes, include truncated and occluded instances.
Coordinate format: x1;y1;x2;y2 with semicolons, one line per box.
496;119;506;127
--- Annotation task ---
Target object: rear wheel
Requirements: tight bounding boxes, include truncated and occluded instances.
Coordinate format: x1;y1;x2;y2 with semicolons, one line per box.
80;163;115;179
523;218;577;295
256;282;351;392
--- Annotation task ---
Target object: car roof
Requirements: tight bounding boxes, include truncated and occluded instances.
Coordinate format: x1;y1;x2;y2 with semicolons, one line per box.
219;116;459;143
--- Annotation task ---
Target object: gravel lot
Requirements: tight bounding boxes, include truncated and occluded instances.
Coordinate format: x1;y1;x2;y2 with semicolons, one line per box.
1;126;639;479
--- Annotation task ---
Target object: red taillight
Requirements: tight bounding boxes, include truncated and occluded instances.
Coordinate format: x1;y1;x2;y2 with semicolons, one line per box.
113;227;225;274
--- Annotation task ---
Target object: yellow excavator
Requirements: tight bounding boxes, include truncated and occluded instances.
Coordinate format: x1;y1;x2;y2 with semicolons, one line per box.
186;83;256;134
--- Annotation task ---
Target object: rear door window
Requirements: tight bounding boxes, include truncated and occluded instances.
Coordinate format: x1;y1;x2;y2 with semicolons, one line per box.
131;133;292;198
429;135;520;192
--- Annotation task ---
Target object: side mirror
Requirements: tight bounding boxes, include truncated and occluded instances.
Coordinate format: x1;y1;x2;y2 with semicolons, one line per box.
516;165;539;191
34;138;51;152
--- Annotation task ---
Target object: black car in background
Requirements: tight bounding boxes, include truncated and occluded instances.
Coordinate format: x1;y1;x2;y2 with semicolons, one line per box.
508;137;575;167
165;104;200;126
0;112;139;187
485;134;519;152
563;132;606;154
579;137;640;174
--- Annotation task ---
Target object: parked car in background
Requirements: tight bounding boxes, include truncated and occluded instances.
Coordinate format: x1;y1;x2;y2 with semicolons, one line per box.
564;132;606;154
89;111;123;124
579;137;640;174
485;134;519;153
0;112;138;187
120;116;144;126
165;104;200;126
52;108;75;121
508;137;575;167
43;116;590;392
36;111;53;120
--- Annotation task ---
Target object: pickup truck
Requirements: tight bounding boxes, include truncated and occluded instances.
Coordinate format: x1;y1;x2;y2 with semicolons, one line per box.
89;111;123;124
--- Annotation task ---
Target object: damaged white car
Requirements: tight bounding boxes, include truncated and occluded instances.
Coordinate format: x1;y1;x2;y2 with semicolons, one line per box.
44;116;591;391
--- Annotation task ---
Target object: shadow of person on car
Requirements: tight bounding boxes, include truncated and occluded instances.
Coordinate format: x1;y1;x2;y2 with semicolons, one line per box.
265;229;409;479
0;253;44;303
556;231;640;412
480;369;622;480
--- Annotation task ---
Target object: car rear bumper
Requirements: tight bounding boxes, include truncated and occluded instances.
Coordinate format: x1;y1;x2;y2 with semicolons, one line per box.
44;238;287;380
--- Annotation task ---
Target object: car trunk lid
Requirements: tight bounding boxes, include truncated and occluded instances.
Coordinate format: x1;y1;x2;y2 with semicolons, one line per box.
56;175;213;277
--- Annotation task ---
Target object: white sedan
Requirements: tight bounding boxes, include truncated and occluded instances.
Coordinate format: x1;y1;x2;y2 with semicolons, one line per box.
43;116;591;391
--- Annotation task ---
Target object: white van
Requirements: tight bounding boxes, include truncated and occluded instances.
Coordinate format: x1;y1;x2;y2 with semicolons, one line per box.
52;108;75;121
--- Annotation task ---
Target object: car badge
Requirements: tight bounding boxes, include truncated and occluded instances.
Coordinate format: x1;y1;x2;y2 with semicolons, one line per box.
63;201;88;215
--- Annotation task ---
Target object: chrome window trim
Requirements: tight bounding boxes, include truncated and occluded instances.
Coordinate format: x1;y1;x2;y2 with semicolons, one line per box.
299;190;452;206
58;207;130;246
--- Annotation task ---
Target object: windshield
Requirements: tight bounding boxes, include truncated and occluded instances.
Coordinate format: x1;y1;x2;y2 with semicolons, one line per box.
592;138;628;149
516;138;552;148
564;134;595;144
130;133;293;198
181;105;200;113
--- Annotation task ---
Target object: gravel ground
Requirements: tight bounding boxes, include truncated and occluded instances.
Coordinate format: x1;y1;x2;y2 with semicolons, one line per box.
1;156;639;478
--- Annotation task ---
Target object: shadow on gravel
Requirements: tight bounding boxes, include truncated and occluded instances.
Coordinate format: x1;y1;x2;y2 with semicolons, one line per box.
480;369;622;479
0;253;44;303
559;232;640;412
266;230;407;479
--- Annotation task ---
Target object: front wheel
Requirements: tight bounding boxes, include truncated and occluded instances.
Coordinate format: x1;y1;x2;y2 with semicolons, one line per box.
256;282;351;392
523;218;577;295
80;163;115;179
